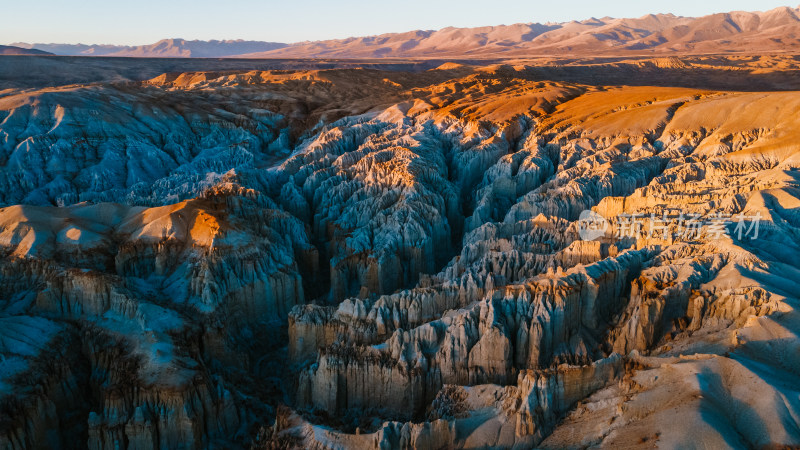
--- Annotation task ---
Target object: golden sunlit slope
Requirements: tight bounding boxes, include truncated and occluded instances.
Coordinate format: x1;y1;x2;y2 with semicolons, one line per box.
0;200;230;259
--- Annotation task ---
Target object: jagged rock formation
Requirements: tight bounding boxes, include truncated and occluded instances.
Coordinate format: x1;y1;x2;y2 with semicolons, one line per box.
1;58;800;449
0;184;314;449
279;68;800;448
285;355;623;449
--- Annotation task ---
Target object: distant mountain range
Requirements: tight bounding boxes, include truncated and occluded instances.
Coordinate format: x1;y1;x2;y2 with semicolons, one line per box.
11;6;800;58
246;6;800;58
0;45;53;55
11;39;286;58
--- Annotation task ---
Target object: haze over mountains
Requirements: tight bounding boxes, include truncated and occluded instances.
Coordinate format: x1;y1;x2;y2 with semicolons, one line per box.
11;6;800;58
0;45;53;56
12;39;286;58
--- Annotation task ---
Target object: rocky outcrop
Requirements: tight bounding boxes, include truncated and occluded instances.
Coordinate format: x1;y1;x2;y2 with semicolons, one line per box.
0;187;315;448
289;355;623;449
294;249;648;419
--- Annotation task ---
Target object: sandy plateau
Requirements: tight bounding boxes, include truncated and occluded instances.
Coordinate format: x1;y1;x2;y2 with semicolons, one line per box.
0;45;800;449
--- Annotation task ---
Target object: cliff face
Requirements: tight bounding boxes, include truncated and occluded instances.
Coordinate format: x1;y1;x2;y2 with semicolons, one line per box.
1;62;800;448
0;186;314;448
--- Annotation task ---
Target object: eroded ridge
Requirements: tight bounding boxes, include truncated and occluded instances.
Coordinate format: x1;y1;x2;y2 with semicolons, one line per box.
0;62;798;449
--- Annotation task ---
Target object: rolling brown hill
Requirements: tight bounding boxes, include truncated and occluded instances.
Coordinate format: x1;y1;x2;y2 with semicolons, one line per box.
13;6;800;59
243;6;800;58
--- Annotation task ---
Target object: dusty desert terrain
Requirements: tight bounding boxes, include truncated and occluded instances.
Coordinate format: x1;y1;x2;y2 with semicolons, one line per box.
0;36;799;450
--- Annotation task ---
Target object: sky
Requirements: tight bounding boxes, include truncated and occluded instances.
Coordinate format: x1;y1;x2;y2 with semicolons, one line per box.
2;0;796;46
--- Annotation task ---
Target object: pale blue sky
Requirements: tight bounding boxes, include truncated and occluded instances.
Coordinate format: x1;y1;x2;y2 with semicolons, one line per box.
2;0;796;45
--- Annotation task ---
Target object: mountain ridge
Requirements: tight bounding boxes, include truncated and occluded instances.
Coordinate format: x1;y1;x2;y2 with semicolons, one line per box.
9;6;800;58
0;44;53;55
243;6;800;58
12;38;286;58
